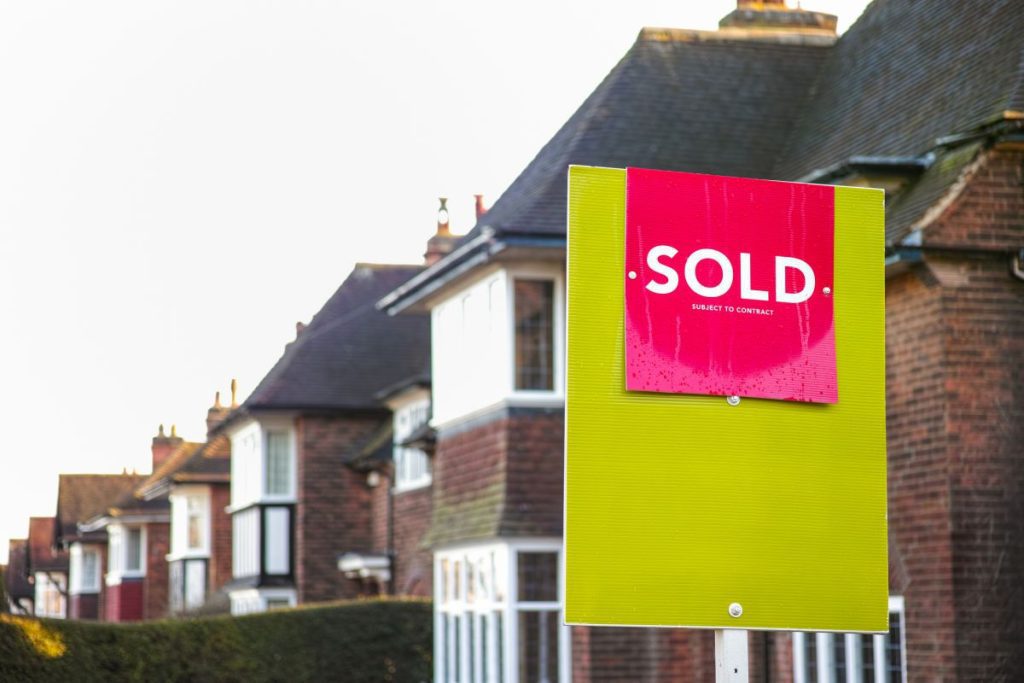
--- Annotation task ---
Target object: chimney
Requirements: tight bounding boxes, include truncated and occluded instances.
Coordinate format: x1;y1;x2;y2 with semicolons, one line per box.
424;197;459;266
720;1;837;36
230;378;239;408
474;194;487;221
151;423;183;472
205;388;232;438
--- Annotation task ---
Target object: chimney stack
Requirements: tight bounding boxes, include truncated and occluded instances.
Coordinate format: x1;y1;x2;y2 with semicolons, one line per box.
206;387;233;438
424;197;460;266
720;1;837;35
151;423;183;472
474;194;487;221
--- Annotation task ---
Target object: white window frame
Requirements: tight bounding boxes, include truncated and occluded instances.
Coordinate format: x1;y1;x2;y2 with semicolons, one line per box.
228;417;297;510
228;587;297;616
393;394;432;492
34;571;67;619
169;485;211;560
434;538;569;683
793;595;907;683
69;543;101;595
106;523;146;584
506;265;565;405
430;265;566;428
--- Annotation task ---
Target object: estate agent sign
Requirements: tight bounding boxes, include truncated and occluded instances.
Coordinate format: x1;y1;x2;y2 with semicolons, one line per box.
564;166;888;633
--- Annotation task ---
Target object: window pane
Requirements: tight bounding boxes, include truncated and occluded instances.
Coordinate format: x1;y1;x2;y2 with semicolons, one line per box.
169;561;184;613
514;280;554;391
862;633;876;683
518;552;558;602
887;611;903;683
805;634;818;683
82;551;98;590
126;528;142;572
187;496;204;549
833;633;847;683
266;431;291;495
518;610;559;683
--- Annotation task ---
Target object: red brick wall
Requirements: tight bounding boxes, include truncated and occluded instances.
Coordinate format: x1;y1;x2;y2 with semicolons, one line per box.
924;147;1023;251
370;470;390;555
68;593;99;620
295;414;381;603
572;626;711;683
501;409;565;537
144;522;169;620
883;146;1024;682
209;483;232;593
429;415;507;545
105;579;143;622
392;484;432;596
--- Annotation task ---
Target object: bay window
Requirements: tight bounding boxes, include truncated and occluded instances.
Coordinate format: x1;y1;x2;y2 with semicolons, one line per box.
169;486;210;558
435;540;567;683
432;267;564;426
793;596;906;683
229;419;296;510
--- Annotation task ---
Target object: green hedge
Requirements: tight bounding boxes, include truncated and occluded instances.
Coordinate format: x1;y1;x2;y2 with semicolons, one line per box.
0;598;431;682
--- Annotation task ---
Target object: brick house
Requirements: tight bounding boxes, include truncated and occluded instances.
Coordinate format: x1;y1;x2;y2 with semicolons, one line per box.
4;538;34;615
53;473;145;620
380;1;1024;681
135;392;234;615
24;517;69;619
78;426;193;621
219;262;431;615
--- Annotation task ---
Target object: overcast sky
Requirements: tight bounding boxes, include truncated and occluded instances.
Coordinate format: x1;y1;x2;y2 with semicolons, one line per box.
0;0;870;564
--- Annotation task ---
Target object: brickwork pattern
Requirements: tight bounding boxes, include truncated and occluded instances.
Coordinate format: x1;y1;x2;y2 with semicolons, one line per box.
296;414;380;603
429;417;507;546
882;147;1024;682
392;484;432;596
501;409;565;537
209;484;232;594
144;522;170;620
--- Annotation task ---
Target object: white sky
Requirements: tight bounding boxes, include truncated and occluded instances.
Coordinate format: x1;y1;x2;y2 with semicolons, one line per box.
0;0;870;564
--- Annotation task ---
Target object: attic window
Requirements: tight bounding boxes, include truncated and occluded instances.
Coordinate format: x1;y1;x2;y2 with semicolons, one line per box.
514;280;555;391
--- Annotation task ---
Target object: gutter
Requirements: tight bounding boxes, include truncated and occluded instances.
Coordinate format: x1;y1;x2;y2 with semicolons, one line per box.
379;231;567;315
377;227;497;314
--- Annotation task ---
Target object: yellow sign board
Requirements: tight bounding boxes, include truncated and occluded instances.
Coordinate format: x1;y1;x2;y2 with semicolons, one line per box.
564;166;888;632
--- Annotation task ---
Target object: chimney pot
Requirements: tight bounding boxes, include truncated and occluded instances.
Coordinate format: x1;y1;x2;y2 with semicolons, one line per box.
474;194;487;220
230;379;238;408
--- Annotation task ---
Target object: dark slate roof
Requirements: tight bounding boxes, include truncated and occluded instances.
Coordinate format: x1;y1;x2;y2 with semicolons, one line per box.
4;539;33;598
27;517;68;573
175;434;231;480
419;0;1023;277
775;0;1024;181
55;474;146;546
463;29;831;241
244;263;430;412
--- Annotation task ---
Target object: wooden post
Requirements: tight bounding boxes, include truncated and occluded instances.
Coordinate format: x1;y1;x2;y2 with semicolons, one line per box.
715;629;749;683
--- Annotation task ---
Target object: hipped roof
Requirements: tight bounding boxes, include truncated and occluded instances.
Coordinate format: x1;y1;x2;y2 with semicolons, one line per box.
241;263;429;413
55;473;146;545
392;0;1024;314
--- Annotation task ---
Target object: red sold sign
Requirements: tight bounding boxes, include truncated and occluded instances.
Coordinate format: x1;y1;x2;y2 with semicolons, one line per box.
625;168;837;403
